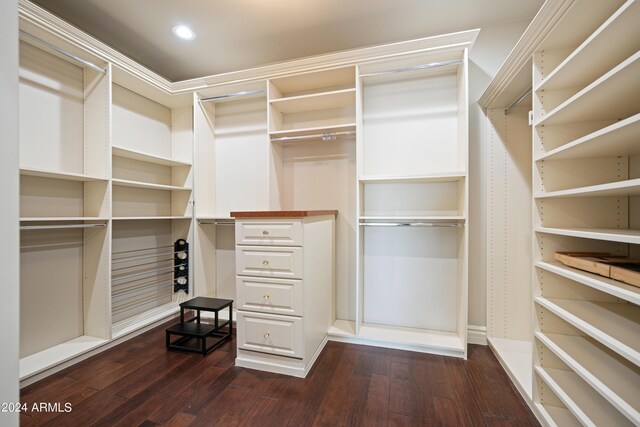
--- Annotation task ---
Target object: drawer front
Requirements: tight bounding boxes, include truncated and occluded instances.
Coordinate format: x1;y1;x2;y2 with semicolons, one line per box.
237;311;304;358
236;220;303;246
236;277;304;316
236;246;303;279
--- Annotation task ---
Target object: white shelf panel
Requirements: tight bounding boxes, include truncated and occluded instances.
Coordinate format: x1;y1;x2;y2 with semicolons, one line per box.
534;297;640;366
19;335;108;380
536;261;640;305
537;113;640;161
112;302;180;339
359;172;466;184
536;332;640;423
535;178;640;199
535;226;640;245
20;167;107;182
359;216;466;222
269;123;356;139
112;216;192;221
535;403;581;427
327;319;356;338
358;323;464;353
535;366;633;427
488;337;533;400
20;217;109;222
538;0;640;92
536;51;640;126
112;146;192;167
112;178;192;191
270;88;355;114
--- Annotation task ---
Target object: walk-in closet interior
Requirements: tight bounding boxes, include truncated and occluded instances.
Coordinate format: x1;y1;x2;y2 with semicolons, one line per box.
3;0;639;425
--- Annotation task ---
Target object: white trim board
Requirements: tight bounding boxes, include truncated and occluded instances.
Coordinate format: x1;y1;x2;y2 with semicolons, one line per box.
18;0;478;104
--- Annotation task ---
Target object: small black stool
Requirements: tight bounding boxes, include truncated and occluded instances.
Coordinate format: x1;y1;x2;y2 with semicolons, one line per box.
166;297;233;356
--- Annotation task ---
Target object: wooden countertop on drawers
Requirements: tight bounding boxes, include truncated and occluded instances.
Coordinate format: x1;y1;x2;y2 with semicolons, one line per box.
231;210;338;218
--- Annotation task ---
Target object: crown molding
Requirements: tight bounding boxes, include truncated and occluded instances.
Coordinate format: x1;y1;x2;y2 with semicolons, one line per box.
478;0;576;109
18;0;479;101
172;29;479;93
18;0;173;95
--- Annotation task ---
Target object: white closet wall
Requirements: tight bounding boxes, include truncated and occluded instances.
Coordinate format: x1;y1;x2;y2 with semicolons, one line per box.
485;104;533;398
2;0;19;421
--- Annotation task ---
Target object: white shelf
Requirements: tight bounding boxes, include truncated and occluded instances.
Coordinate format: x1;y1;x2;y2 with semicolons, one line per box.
535;403;581;427
487;337;533;400
535;226;640;245
19;335;108;380
537;113;640;161
538;1;640;92
535;178;640;199
534;297;640;366
270;88;355;113
536;261;640;305
112;146;192;167
327;319;356;338
536;332;640;423
535;51;640;126
359;216;465;222
358;323;465;354
359;172;466;183
20;167;107;182
112;178;192;191
535;366;633;427
112;216;192;221
112;302;180;339
269;123;356;139
20;217;109;222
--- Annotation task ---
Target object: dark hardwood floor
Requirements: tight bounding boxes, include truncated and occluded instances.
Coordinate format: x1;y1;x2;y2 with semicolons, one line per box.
20;320;539;426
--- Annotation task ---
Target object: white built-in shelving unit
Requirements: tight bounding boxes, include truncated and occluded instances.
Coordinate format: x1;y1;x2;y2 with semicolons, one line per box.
17;5;195;385
192;37;475;359
481;0;640;424
532;1;640;423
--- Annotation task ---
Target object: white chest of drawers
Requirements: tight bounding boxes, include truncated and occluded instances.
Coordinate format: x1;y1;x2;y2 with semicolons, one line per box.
231;210;336;378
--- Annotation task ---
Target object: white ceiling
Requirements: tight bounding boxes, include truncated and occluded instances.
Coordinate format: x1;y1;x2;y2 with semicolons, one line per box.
31;0;544;82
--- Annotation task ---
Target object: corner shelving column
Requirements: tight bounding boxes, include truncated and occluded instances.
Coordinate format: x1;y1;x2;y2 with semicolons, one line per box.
110;77;194;338
17;35;111;382
531;0;640;424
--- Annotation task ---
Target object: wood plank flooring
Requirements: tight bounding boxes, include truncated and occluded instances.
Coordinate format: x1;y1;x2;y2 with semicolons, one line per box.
20;320;539;426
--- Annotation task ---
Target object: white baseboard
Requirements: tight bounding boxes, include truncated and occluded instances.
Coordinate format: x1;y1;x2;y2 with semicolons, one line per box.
467;325;487;345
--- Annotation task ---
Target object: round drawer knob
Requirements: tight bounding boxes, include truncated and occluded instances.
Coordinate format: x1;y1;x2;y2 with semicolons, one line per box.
262;230;269;236
263;294;270;301
264;331;270;339
262;260;269;266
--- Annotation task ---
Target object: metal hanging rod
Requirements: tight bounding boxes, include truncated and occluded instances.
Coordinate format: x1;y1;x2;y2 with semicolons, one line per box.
112;245;174;256
271;130;356;143
505;87;532;115
112;278;174;294
19;30;107;75
197;219;235;225
112;282;174;299
199;90;266;103
360;222;464;228
112;292;173;314
20;223;106;231
111;251;181;264
359;59;463;78
111;258;174;272
111;267;176;283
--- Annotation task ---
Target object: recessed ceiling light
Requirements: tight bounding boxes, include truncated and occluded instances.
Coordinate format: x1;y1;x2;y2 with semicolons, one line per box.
172;25;196;40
